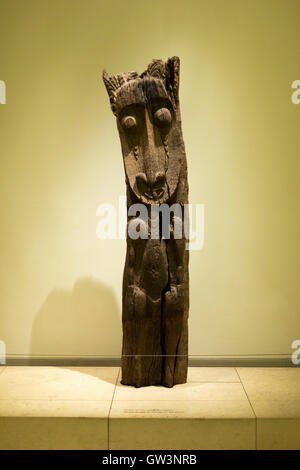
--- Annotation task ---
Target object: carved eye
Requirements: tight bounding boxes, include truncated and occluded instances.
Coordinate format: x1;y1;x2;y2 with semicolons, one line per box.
121;116;137;133
153;107;172;131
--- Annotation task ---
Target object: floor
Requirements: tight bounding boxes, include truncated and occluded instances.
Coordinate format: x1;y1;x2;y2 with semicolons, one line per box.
0;366;299;450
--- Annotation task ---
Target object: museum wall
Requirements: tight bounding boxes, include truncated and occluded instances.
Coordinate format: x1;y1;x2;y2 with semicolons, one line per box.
0;0;299;360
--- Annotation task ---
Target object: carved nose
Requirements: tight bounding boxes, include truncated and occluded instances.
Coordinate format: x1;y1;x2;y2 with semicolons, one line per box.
136;171;166;200
136;171;166;188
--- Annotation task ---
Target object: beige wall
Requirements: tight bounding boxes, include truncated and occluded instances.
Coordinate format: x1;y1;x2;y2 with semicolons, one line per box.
0;0;299;359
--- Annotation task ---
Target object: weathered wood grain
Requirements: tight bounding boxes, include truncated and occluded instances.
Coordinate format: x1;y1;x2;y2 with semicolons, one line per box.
103;57;189;387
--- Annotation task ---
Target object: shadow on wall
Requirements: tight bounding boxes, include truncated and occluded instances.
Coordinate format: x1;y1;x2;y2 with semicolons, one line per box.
30;277;121;358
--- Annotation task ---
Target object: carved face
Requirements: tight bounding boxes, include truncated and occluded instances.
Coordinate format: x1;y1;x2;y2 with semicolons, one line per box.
103;57;183;204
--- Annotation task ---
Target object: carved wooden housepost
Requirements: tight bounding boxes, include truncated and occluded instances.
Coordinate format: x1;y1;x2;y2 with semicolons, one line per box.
103;57;189;387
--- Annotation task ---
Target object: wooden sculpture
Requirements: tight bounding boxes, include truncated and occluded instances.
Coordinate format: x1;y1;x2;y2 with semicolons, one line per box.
103;56;189;387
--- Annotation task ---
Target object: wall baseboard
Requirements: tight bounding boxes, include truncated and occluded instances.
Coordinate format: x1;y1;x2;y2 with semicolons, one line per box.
3;354;294;367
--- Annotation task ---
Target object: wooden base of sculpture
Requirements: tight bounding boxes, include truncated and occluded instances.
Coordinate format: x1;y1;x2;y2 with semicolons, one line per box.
103;56;189;387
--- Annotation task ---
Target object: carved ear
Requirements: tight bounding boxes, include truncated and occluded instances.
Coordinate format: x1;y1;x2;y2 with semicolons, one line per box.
165;56;180;105
102;70;118;115
102;69;139;115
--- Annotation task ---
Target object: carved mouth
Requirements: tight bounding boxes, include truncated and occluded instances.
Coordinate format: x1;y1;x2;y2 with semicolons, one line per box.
136;171;166;201
144;188;165;200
